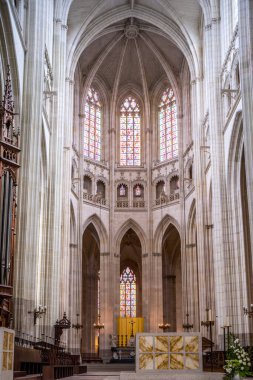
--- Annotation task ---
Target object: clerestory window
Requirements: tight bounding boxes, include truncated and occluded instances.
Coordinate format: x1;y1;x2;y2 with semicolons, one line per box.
159;88;178;161
84;87;102;161
120;96;141;166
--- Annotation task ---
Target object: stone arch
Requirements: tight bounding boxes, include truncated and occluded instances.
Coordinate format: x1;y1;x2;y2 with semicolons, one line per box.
81;75;110;112
154;214;181;253
184;158;194;181
60;0;211;31
117;86;144;112
115;219;147;255
82;214;108;254
67;7;200;81
116;182;129;201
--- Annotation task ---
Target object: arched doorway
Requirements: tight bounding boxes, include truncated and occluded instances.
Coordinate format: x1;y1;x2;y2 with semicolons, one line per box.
120;228;142;318
162;224;182;331
81;223;100;355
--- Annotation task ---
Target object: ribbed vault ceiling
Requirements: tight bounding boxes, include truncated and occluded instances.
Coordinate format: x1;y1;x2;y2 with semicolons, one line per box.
78;19;185;93
68;0;203;86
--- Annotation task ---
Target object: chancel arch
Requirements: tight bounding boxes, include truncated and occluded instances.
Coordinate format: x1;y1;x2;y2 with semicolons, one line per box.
114;219;147;256
153;214;181;254
82;214;108;254
114;220;147;339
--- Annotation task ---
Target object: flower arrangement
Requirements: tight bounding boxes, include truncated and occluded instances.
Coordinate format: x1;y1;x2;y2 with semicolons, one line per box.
224;335;252;379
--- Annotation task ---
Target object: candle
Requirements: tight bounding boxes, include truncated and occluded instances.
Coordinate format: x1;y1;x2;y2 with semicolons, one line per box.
224;316;230;326
208;309;212;322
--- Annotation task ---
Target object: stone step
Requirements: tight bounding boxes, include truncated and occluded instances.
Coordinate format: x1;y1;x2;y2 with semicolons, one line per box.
119;372;225;380
14;374;42;380
14;371;27;378
86;363;135;372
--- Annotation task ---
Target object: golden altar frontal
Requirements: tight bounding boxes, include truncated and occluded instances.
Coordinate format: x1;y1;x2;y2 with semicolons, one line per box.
117;317;144;346
136;332;202;373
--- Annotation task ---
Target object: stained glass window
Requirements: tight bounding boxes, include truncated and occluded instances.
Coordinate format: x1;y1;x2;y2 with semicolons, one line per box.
84;87;101;161
120;267;136;318
120;96;141;166
119;184;126;197
134;185;142;197
159;88;178;161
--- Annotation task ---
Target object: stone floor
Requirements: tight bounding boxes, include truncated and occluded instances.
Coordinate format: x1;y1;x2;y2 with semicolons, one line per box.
61;371;226;380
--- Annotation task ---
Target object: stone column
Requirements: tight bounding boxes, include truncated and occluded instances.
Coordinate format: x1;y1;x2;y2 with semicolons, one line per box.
163;275;176;331
61;75;75;350
150;252;163;332
191;78;209;332
238;0;253;273
238;0;253;343
14;0;46;336
205;16;234;345
100;252;113;360
44;18;67;338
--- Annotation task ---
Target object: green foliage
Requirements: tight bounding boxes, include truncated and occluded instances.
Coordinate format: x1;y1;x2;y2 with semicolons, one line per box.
223;334;252;379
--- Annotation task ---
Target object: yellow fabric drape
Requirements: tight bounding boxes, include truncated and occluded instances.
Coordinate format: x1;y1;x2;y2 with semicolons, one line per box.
117;317;144;346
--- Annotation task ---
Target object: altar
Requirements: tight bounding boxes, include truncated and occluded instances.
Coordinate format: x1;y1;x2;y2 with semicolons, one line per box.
136;332;202;372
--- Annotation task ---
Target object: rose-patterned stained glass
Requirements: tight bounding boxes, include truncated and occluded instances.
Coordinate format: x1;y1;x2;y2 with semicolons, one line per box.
120;267;136;317
84;87;102;161
120;96;141;166
159;88;178;161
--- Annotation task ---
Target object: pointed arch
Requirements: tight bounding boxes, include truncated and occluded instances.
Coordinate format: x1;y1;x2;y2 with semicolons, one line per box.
115;218;147;254
82;214;108;253
154;214;181;253
67;7;200;81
